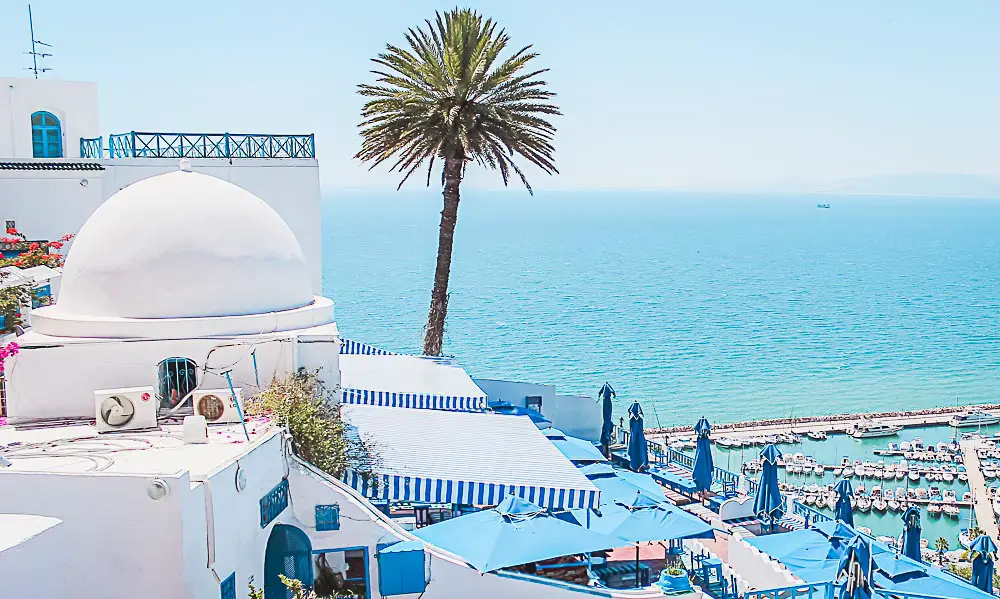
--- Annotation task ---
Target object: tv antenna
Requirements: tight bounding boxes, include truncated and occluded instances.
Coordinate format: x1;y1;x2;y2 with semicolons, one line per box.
24;4;53;79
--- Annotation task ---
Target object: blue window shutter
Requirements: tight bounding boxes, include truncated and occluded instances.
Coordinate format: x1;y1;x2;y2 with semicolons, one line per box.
315;504;340;531
377;542;426;596
220;572;236;599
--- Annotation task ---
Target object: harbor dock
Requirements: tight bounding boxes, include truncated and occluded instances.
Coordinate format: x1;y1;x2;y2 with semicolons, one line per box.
960;438;1000;544
648;404;1000;442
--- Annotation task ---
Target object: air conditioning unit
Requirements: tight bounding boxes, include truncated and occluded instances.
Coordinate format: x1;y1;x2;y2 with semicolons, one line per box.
192;388;245;424
94;386;158;433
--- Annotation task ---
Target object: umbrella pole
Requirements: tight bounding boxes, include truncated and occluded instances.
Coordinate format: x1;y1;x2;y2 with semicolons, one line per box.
636;545;641;588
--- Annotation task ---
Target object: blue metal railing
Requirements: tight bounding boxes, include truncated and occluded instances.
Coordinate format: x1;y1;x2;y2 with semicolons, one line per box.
744;581;972;599
101;131;315;159
791;499;832;524
744;582;834;599
80;136;103;158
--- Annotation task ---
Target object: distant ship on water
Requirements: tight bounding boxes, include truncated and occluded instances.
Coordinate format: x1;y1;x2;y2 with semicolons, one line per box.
817;203;831;209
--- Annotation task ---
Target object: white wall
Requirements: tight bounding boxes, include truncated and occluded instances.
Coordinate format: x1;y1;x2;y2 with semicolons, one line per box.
547;394;601;442
5;333;306;421
0;158;323;293
474;379;600;441
0;516;71;597
0;470;189;598
0;78;99;159
182;434;289;599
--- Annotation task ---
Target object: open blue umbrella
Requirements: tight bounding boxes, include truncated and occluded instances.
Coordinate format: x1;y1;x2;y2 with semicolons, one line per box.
692;417;714;497
753;444;784;531
414;495;622;572
598;383;615;456
834;479;854;527
837;535;874;599
543;428;607;463
971;535;997;594
900;506;921;562
580;494;716;543
627;400;648;472
577;463;666;504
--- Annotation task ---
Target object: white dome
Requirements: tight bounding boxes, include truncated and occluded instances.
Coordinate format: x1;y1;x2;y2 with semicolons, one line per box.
53;170;315;320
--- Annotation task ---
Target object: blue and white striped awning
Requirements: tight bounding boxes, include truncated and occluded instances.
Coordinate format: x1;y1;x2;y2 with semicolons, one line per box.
340;405;601;510
339;354;487;412
340;338;395;355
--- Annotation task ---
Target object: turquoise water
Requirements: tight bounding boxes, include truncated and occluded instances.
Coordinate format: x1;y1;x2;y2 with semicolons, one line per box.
324;192;1000;428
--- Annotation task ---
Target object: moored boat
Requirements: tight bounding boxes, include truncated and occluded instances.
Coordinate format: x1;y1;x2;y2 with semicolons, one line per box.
850;421;903;439
950;410;1000;428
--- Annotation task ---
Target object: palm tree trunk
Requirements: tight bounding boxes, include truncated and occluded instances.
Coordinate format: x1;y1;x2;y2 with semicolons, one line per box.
422;157;463;355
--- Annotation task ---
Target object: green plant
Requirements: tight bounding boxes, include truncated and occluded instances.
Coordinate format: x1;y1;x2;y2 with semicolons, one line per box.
247;370;378;479
0;282;31;334
666;566;685;576
355;8;559;356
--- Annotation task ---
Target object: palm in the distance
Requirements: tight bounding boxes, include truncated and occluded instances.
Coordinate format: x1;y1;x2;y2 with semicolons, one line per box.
356;8;559;355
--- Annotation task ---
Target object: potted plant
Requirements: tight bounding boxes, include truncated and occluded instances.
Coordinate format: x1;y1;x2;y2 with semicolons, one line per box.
658;566;692;594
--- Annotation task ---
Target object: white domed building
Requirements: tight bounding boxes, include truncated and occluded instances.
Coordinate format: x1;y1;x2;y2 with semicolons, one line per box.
5;167;341;422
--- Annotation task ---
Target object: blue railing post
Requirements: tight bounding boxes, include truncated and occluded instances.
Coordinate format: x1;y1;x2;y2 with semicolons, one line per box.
224;133;231;158
309;134;315;158
129;131;136;158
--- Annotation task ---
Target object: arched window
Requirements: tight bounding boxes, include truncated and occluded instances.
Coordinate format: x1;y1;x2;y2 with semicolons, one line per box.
31;111;62;158
156;357;199;410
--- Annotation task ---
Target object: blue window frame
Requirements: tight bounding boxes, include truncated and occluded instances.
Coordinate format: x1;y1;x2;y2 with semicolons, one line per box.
31;111;62;158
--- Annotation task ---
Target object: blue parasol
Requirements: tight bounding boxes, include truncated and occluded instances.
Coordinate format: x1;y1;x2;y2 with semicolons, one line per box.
692;417;714;495
837;535;874;599
627;400;648;472
598;382;615;456
900;506;921;562
971;535;997;594
753;444;784;531
834;479;854;527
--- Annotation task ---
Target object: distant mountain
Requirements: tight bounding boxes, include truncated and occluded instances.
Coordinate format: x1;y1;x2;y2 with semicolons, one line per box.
817;173;1000;197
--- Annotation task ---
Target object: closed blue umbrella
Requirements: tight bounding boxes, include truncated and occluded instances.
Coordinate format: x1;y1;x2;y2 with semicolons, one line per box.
692;417;714;498
598;383;615;456
971;535;997;594
900;506;921;562
627;400;648;472
834;479;854;527
414;495;622;572
753;444;784;532
837;536;874;599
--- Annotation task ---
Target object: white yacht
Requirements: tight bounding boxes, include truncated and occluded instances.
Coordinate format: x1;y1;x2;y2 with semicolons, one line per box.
807;430;828;441
850;421;904;439
950;410;1000;428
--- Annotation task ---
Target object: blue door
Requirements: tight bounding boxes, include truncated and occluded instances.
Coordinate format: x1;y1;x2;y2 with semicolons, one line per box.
264;524;313;599
31;111;62;158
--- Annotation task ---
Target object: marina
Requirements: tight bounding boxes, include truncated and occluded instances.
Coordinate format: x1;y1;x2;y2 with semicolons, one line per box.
652;407;1000;544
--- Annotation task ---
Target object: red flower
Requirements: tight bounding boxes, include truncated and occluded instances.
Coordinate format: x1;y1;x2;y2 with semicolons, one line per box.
60;234;75;242
6;228;16;235
28;242;39;251
49;241;63;250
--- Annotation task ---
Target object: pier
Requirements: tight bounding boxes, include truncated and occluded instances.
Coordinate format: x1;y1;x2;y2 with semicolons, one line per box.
959;438;1000;544
649;404;1000;443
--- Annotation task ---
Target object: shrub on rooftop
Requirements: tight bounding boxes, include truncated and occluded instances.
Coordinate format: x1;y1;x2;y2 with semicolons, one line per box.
0;227;74;334
247;369;377;480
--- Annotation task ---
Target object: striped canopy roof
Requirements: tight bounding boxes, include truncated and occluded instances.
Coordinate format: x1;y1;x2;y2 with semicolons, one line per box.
340;405;601;510
339;353;488;412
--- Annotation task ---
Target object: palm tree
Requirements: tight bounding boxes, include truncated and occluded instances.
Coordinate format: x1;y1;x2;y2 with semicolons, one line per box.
356;8;559;355
934;536;950;565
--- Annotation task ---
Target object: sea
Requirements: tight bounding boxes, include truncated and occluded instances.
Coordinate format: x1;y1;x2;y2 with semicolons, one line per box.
324;191;1000;429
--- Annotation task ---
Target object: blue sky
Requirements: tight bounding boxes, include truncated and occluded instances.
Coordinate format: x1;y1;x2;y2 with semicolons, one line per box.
1;1;998;192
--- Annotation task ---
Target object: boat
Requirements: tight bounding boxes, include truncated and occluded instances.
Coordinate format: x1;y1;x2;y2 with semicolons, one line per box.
950;410;1000;428
912;437;926;451
959;472;969;483
927;502;942;517
850;421;903;439
807;430;827;441
813;465;825;476
805;494;816;506
817;203;831;209
833;467;843;476
908;471;921;483
929;486;942;499
872;498;888;513
856;496;872;512
944;504;961;518
887;499;900;512
843;467;854;478
943;471;955;483
959;529;972;550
